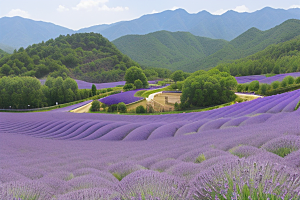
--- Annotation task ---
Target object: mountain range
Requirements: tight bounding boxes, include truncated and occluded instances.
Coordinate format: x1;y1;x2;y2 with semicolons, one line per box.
0;7;300;50
113;19;300;72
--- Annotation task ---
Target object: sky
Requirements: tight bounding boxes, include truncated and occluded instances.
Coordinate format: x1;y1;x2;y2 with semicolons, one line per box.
1;0;300;30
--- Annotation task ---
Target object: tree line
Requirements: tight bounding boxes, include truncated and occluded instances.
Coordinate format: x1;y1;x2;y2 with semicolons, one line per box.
0;76;93;109
237;76;300;96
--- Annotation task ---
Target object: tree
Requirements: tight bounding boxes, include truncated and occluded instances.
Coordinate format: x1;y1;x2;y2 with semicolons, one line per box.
271;81;280;90
136;105;146;113
91;100;100;111
134;79;143;89
248;81;260;92
258;84;269;95
117;102;127;113
295;77;300;84
171;70;185;83
0;64;11;75
283;76;294;85
124;66;148;88
123;83;135;91
91;84;97;96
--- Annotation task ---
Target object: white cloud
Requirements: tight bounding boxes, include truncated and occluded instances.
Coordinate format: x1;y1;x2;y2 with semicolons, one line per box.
6;9;30;18
57;5;69;12
152;10;158;14
170;6;179;11
99;5;129;12
212;5;249;15
72;0;108;11
212;9;227;15
233;5;249;13
290;5;300;8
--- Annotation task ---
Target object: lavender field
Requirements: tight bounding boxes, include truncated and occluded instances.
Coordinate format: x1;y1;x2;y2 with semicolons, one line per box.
235;72;300;84
1;89;300;199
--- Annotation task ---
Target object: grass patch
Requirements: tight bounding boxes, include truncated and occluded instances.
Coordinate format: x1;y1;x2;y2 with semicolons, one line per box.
195;154;206;163
264;73;276;77
271;147;296;158
295;100;300;111
134;90;146;97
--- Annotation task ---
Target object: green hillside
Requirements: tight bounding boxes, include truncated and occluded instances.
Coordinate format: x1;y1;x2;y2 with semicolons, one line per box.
188;19;300;71
0;49;8;58
113;31;228;71
114;19;300;73
0;33;139;83
215;35;300;76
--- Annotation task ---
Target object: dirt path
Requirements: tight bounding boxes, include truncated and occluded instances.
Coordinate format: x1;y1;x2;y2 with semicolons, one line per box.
70;102;92;113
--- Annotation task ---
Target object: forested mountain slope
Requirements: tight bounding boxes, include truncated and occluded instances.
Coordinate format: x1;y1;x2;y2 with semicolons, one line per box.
215;35;300;76
0;33;139;83
114;19;300;72
113;31;228;70
186;19;300;72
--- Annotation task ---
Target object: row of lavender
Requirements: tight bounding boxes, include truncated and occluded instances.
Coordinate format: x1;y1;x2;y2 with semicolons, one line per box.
235;72;300;84
1;89;299;141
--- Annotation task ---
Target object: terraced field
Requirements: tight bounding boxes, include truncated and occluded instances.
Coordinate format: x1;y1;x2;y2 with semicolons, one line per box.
1;89;300;199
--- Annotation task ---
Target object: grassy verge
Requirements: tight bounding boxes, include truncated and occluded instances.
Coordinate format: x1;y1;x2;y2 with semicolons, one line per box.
134;90;147;97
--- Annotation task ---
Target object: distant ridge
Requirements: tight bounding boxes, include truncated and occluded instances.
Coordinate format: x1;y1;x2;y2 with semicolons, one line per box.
0;7;300;49
82;7;300;41
0;17;74;49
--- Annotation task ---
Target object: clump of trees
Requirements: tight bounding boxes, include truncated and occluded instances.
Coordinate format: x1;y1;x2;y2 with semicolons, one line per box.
91;100;100;111
0;76;92;109
180;69;237;108
123;66;148;90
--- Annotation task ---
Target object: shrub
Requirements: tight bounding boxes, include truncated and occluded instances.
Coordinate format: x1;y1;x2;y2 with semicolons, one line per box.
134;79;143;89
91;84;96;96
195;154;206;163
123;83;136;91
90;100;100;111
271;81;280;90
249;80;260;92
136;105;146;113
174;102;181;111
107;88;113;92
257;83;269;95
281;79;287;87
283;76;295;85
117;102;127;113
107;104;118;112
295;77;300;84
